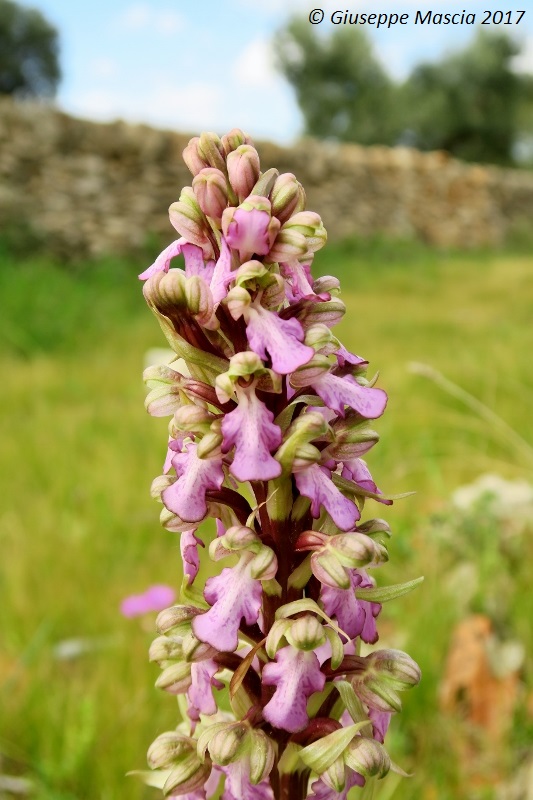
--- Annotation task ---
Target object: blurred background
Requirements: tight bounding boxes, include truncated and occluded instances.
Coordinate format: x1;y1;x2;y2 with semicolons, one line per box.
1;1;533;798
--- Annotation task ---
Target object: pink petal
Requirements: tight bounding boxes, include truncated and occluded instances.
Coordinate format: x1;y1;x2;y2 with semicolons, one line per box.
320;570;381;642
280;260;315;302
312;373;387;419
181;529;204;585
162;443;224;523
226;208;272;260
210;237;233;306
245;304;314;375
187;659;223;720
341;459;392;506
221;386;282;481
192;559;262;652
221;762;274;800
138;238;186;280
262;646;326;732
294;464;360;532
310;769;365;799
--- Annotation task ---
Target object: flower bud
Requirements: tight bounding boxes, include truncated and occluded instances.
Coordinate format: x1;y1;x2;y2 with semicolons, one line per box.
195;429;223;459
221;128;253;156
271;173;304;225
268;228;308;262
183;137;208;176
156;605;201;635
147;731;192;769
344;737;390;779
313;275;340;296
284;211;327;256
227;145;261;201
305;324;335;353
192;167;228;221
331;533;388;569
180;631;217;662
225;285;251;320
163;751;212;796
251;167;279;199
169;188;212;255
155;660;192;693
285;614;326;651
184;275;218;330
172;405;213;435
197;131;227;173
208;722;248;765
148;635;182;664
367;649;422;691
248;730;275;785
249;546;278;580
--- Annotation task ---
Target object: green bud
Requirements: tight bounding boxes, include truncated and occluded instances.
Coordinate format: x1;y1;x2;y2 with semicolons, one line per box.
155;661;192;693
181;631;216;662
151;474;175;501
169;187;211;251
192;167;228;221
290;354;331;388
251;167;279;198
195;430;223;459
322;756;346;793
297;298;346;330
270;173;303;225
330;533;388;569
299;721;367;774
163;751;212;796
183;137;208;176
305;324;335;353
313;275;341;296
156;605;201;635
268;228;308;262
367;649;422;691
148;635;182;664
147;732;193;769
197;132;227;173
248;730;275;784
225;285;251;320
221;128;253;157
207;722;249;766
249;546;278;580
172;405;213;435
185;275;219;330
344;737;391;779
285;614;326;651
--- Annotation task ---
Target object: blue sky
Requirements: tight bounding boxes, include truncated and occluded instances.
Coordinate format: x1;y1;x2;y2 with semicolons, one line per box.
31;0;533;143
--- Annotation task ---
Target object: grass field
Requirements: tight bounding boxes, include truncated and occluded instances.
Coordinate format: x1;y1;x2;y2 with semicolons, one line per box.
1;238;532;799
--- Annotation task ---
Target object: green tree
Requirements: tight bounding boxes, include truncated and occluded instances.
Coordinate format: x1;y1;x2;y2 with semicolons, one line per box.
274;17;399;145
0;0;61;98
405;31;532;165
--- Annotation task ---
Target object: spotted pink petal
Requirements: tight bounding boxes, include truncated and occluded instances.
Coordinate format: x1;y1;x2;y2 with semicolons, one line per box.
245;303;314;375
225;208;273;260
312;372;387;419
294;464;360;531
180;529;204;585
262;646;326;732
221;385;282;481
320;570;381;642
162;443;224;523
192;558;262;652
341;459;392;506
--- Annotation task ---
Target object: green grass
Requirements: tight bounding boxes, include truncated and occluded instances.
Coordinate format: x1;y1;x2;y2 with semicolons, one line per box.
1;239;532;799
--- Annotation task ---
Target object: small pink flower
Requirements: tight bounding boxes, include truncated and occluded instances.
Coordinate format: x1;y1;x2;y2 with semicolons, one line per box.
120;584;176;618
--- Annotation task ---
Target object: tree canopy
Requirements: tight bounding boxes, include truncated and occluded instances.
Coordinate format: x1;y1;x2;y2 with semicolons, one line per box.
0;0;61;98
275;21;533;165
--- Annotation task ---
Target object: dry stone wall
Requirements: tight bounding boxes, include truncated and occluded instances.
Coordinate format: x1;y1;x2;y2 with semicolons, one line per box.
1;98;532;258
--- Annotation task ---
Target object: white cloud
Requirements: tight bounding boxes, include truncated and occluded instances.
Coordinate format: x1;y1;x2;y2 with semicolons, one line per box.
233;38;278;89
116;3;184;36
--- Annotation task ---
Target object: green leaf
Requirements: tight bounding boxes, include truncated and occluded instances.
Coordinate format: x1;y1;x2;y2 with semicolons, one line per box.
335;680;370;725
299;721;369;774
354;576;424;603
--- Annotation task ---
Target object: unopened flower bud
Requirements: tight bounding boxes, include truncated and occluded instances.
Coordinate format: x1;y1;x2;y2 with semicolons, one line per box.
156;605;201;635
155;660;192;693
192;167;228;221
148;635;182;664
268;228;308;262
313;275;341;296
195;429;223;459
367;649;422;691
163;750;212;796
227;145;261;201
221;128;253;156
286;614;326;651
172;405;213;435
251;167;279;199
271;173;304;225
249;546;278;580
208;722;249;765
197;132;227;173
147;731;193;769
284;211;327;255
345;737;391;779
183;137;208;176
169;187;211;251
248;730;275;784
